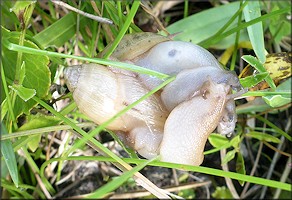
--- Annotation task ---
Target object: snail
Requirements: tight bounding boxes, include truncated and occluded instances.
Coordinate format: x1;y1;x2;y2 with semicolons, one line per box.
64;32;244;166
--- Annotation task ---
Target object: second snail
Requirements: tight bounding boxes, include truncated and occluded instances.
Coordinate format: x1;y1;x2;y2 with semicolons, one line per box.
64;32;245;166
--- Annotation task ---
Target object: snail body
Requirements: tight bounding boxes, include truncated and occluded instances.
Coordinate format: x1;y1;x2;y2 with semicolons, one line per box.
64;33;244;166
160;79;230;165
130;40;223;90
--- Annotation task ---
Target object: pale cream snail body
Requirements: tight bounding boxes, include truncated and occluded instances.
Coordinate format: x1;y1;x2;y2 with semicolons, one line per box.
64;32;244;166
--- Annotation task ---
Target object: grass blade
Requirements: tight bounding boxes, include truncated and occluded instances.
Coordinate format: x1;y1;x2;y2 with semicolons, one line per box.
1;123;19;187
243;0;266;63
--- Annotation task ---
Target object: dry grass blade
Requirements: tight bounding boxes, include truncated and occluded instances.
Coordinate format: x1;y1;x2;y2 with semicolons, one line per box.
51;0;113;24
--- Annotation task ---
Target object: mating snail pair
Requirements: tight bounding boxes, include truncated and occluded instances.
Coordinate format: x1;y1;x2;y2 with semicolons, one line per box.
64;32;244;166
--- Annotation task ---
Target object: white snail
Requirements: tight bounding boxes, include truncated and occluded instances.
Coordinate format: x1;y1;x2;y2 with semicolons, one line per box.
64;32;244;166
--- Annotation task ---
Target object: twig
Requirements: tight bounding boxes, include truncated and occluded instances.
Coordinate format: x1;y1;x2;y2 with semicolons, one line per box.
260;116;291;198
51;0;113;25
263;141;292;157
240;113;267;198
259;135;287;198
220;148;240;199
240;140;263;198
273;156;292;199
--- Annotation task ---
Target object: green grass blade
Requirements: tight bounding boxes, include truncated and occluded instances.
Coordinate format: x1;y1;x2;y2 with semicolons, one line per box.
103;1;140;59
167;1;242;45
256;115;292;141
1;179;34;198
3;40;169;79
1;122;19;187
200;6;290;47
40;156;292;192
243;0;266;63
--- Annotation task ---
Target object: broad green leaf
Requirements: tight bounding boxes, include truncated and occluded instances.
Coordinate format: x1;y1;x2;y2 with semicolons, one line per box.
236;151;246;186
243;0;266;63
239;72;269;88
2;33;51;118
268;2;291;43
1;123;19;187
208;133;229;148
33;12;82;48
242;55;276;90
166;1;249;49
222;149;236;165
17;114;61;152
263;78;291;107
246;131;281;143
9;85;36;102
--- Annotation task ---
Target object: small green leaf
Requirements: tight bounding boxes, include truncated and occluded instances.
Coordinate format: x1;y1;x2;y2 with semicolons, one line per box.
242;55;276;90
222;149;236;165
1;123;19;187
243;0;266;63
208;133;229;148
230;134;241;148
246;131;281;143
239;72;269;88
11;1;35;16
9;85;36;102
263;78;291;107
27;135;41;152
236;151;246;186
